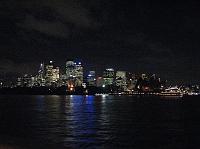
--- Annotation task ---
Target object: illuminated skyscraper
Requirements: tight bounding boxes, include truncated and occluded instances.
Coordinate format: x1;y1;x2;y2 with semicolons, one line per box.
65;61;83;87
103;68;115;86
116;71;127;91
66;61;76;79
45;61;59;86
52;67;60;82
87;71;96;86
38;63;45;77
66;61;76;87
74;62;83;86
37;63;45;86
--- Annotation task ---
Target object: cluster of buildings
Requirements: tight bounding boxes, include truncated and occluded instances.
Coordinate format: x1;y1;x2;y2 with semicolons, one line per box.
17;61;83;88
16;60;161;92
0;60;198;95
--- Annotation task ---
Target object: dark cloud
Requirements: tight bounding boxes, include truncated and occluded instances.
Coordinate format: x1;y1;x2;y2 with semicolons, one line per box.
18;15;70;38
0;59;36;75
0;0;200;83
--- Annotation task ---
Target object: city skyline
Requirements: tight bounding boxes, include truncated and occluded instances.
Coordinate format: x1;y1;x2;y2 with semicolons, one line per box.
1;1;200;149
1;1;200;84
0;59;199;86
1;59;199;96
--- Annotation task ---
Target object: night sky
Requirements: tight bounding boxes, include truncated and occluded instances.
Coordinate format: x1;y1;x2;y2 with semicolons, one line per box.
1;0;200;84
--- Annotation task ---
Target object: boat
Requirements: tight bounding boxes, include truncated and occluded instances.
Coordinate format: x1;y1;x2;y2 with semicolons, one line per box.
95;93;109;96
159;86;183;97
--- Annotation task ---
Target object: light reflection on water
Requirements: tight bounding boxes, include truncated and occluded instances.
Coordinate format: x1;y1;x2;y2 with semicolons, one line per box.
0;95;187;149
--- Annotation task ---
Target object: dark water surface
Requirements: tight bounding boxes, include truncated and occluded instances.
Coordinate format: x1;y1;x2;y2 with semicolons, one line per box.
0;95;199;149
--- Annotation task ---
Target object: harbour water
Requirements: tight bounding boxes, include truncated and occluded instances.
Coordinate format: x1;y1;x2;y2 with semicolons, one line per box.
0;95;199;149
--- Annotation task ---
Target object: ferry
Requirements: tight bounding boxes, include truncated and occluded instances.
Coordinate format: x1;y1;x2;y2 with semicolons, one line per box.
159;87;183;97
95;93;109;96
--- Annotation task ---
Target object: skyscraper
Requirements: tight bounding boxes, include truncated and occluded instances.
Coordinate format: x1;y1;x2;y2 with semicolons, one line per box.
66;61;76;79
103;68;115;86
87;71;96;86
116;71;127;91
75;62;83;86
66;61;76;87
52;67;60;82
66;61;83;87
37;63;45;86
45;61;54;86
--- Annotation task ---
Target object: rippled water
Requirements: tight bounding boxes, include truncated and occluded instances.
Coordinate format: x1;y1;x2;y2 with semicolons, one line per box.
0;95;198;149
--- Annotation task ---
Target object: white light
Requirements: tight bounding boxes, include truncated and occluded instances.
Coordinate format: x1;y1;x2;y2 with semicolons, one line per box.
102;85;105;88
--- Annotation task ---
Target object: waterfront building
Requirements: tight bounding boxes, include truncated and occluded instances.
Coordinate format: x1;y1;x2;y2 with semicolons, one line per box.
45;61;54;86
17;74;34;87
37;63;45;86
45;61;60;86
52;67;60;82
74;62;83;86
23;74;32;87
103;68;115;86
115;71;127;91
66;61;76;79
66;61;83;87
87;71;96;86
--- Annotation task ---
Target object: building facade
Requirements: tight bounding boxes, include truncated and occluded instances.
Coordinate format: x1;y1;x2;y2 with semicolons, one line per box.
103;68;115;86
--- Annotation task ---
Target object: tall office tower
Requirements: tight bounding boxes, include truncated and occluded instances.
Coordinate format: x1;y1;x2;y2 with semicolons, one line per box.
66;61;76;86
66;61;83;87
115;71;127;91
66;61;76;78
75;62;83;86
37;63;45;86
45;61;54;86
38;63;45;77
87;71;96;86
52;67;60;82
103;68;115;86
